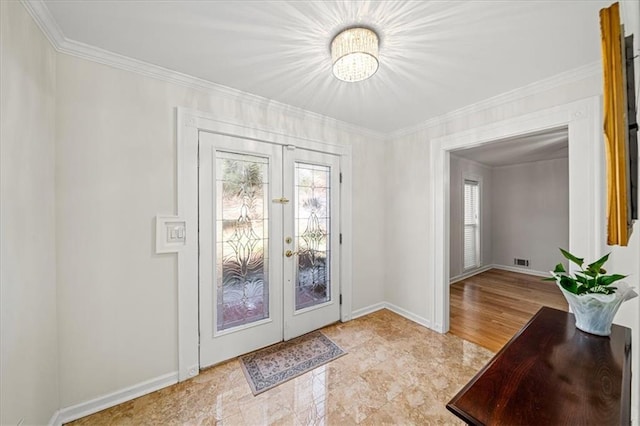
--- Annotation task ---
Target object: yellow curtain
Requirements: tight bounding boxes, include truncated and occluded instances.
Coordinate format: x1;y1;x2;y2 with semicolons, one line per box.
600;2;630;246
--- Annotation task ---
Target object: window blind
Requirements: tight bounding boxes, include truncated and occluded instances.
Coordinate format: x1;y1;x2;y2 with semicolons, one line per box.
464;180;480;270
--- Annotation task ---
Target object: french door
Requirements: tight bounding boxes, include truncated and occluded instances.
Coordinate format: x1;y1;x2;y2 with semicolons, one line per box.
198;132;341;368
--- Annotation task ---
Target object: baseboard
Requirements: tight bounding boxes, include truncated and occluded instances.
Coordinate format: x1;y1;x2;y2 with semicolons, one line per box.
352;302;386;319
54;371;179;425
450;265;493;284
491;264;548;278
352;301;433;330
48;410;62;426
384;302;432;329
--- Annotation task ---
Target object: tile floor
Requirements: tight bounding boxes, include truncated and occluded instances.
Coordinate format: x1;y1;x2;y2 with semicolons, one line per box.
68;309;494;425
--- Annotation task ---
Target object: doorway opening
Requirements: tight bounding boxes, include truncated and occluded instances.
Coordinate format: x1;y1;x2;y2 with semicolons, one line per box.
447;128;570;351
429;97;604;336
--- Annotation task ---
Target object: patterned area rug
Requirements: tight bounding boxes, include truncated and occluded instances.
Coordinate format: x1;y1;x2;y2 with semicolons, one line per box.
239;331;346;395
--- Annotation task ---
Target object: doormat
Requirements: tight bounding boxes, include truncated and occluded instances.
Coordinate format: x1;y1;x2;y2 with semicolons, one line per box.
239;331;346;395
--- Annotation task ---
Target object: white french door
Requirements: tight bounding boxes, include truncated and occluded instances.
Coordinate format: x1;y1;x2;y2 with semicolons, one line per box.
283;147;341;340
198;132;341;368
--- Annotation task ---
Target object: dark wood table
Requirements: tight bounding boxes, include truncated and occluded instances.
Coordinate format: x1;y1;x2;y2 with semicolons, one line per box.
447;307;632;425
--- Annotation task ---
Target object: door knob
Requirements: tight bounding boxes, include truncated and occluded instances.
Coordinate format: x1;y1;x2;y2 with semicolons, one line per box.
285;250;298;258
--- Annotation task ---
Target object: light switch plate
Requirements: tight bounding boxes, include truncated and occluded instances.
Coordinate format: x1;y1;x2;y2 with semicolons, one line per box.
156;215;186;253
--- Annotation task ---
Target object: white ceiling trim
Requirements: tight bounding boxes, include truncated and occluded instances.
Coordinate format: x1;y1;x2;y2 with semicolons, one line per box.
20;0;385;142
20;0;65;48
389;61;600;139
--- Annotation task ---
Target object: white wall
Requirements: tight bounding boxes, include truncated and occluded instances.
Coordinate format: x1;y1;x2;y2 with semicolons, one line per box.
55;53;386;407
352;137;387;310
383;136;430;320
449;155;493;279
492;158;569;273
0;2;60;424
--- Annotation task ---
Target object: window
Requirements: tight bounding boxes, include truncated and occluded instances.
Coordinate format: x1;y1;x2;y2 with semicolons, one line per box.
464;179;480;270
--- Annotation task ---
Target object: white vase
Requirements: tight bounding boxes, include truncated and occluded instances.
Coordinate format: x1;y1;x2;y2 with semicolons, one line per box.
556;281;637;336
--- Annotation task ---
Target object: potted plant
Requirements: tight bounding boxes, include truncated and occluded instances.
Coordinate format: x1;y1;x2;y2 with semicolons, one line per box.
545;248;637;336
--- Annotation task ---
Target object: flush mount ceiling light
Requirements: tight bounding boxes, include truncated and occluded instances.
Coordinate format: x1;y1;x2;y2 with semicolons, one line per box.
331;27;379;82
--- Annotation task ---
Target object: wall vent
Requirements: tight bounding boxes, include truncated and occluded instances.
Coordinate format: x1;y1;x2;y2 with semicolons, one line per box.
514;258;530;267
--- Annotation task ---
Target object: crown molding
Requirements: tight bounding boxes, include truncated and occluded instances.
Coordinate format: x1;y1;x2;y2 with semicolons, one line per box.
20;0;65;48
389;61;601;139
20;0;385;142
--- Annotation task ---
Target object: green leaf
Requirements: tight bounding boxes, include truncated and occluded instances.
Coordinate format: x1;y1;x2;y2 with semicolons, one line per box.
573;272;589;284
553;263;566;273
587;253;610;274
576;259;598;286
541;277;557;282
559;275;579;294
597;274;627;286
576;286;590;295
559;248;584;267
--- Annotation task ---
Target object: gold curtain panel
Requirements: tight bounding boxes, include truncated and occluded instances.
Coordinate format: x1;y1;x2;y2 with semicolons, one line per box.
600;2;631;246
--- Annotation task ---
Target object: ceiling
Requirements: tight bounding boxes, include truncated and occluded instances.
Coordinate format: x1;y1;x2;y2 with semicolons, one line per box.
452;127;568;167
41;0;610;133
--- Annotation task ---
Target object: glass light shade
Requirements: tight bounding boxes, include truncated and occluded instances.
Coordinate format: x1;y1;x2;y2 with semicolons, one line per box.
331;27;379;82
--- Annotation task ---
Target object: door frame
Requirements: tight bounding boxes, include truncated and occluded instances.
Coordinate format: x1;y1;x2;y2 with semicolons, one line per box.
430;96;605;333
175;107;353;381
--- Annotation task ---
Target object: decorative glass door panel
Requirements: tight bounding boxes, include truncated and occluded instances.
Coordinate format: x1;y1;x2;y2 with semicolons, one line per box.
295;163;331;311
216;152;270;331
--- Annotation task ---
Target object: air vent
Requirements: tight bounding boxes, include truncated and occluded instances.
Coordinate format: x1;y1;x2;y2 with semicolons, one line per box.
514;258;530;267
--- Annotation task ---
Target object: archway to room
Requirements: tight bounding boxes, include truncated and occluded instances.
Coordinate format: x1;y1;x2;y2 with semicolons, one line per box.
446;128;570;351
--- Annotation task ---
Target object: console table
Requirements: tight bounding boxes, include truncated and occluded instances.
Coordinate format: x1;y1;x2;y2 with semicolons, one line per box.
447;306;631;425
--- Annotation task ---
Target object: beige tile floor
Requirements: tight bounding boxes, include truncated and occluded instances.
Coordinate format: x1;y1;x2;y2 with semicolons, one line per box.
68;309;494;425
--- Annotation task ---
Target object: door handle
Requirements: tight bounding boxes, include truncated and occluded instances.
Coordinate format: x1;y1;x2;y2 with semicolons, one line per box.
285;250;298;258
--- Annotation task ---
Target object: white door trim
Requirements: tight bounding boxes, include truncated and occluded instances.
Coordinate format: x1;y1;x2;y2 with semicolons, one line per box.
430;96;605;333
175;107;353;380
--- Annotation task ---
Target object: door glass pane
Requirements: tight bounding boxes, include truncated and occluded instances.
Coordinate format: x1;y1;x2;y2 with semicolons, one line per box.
295;162;331;310
216;151;269;331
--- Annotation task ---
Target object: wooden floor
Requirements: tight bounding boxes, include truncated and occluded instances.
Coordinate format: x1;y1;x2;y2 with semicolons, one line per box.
449;268;568;352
